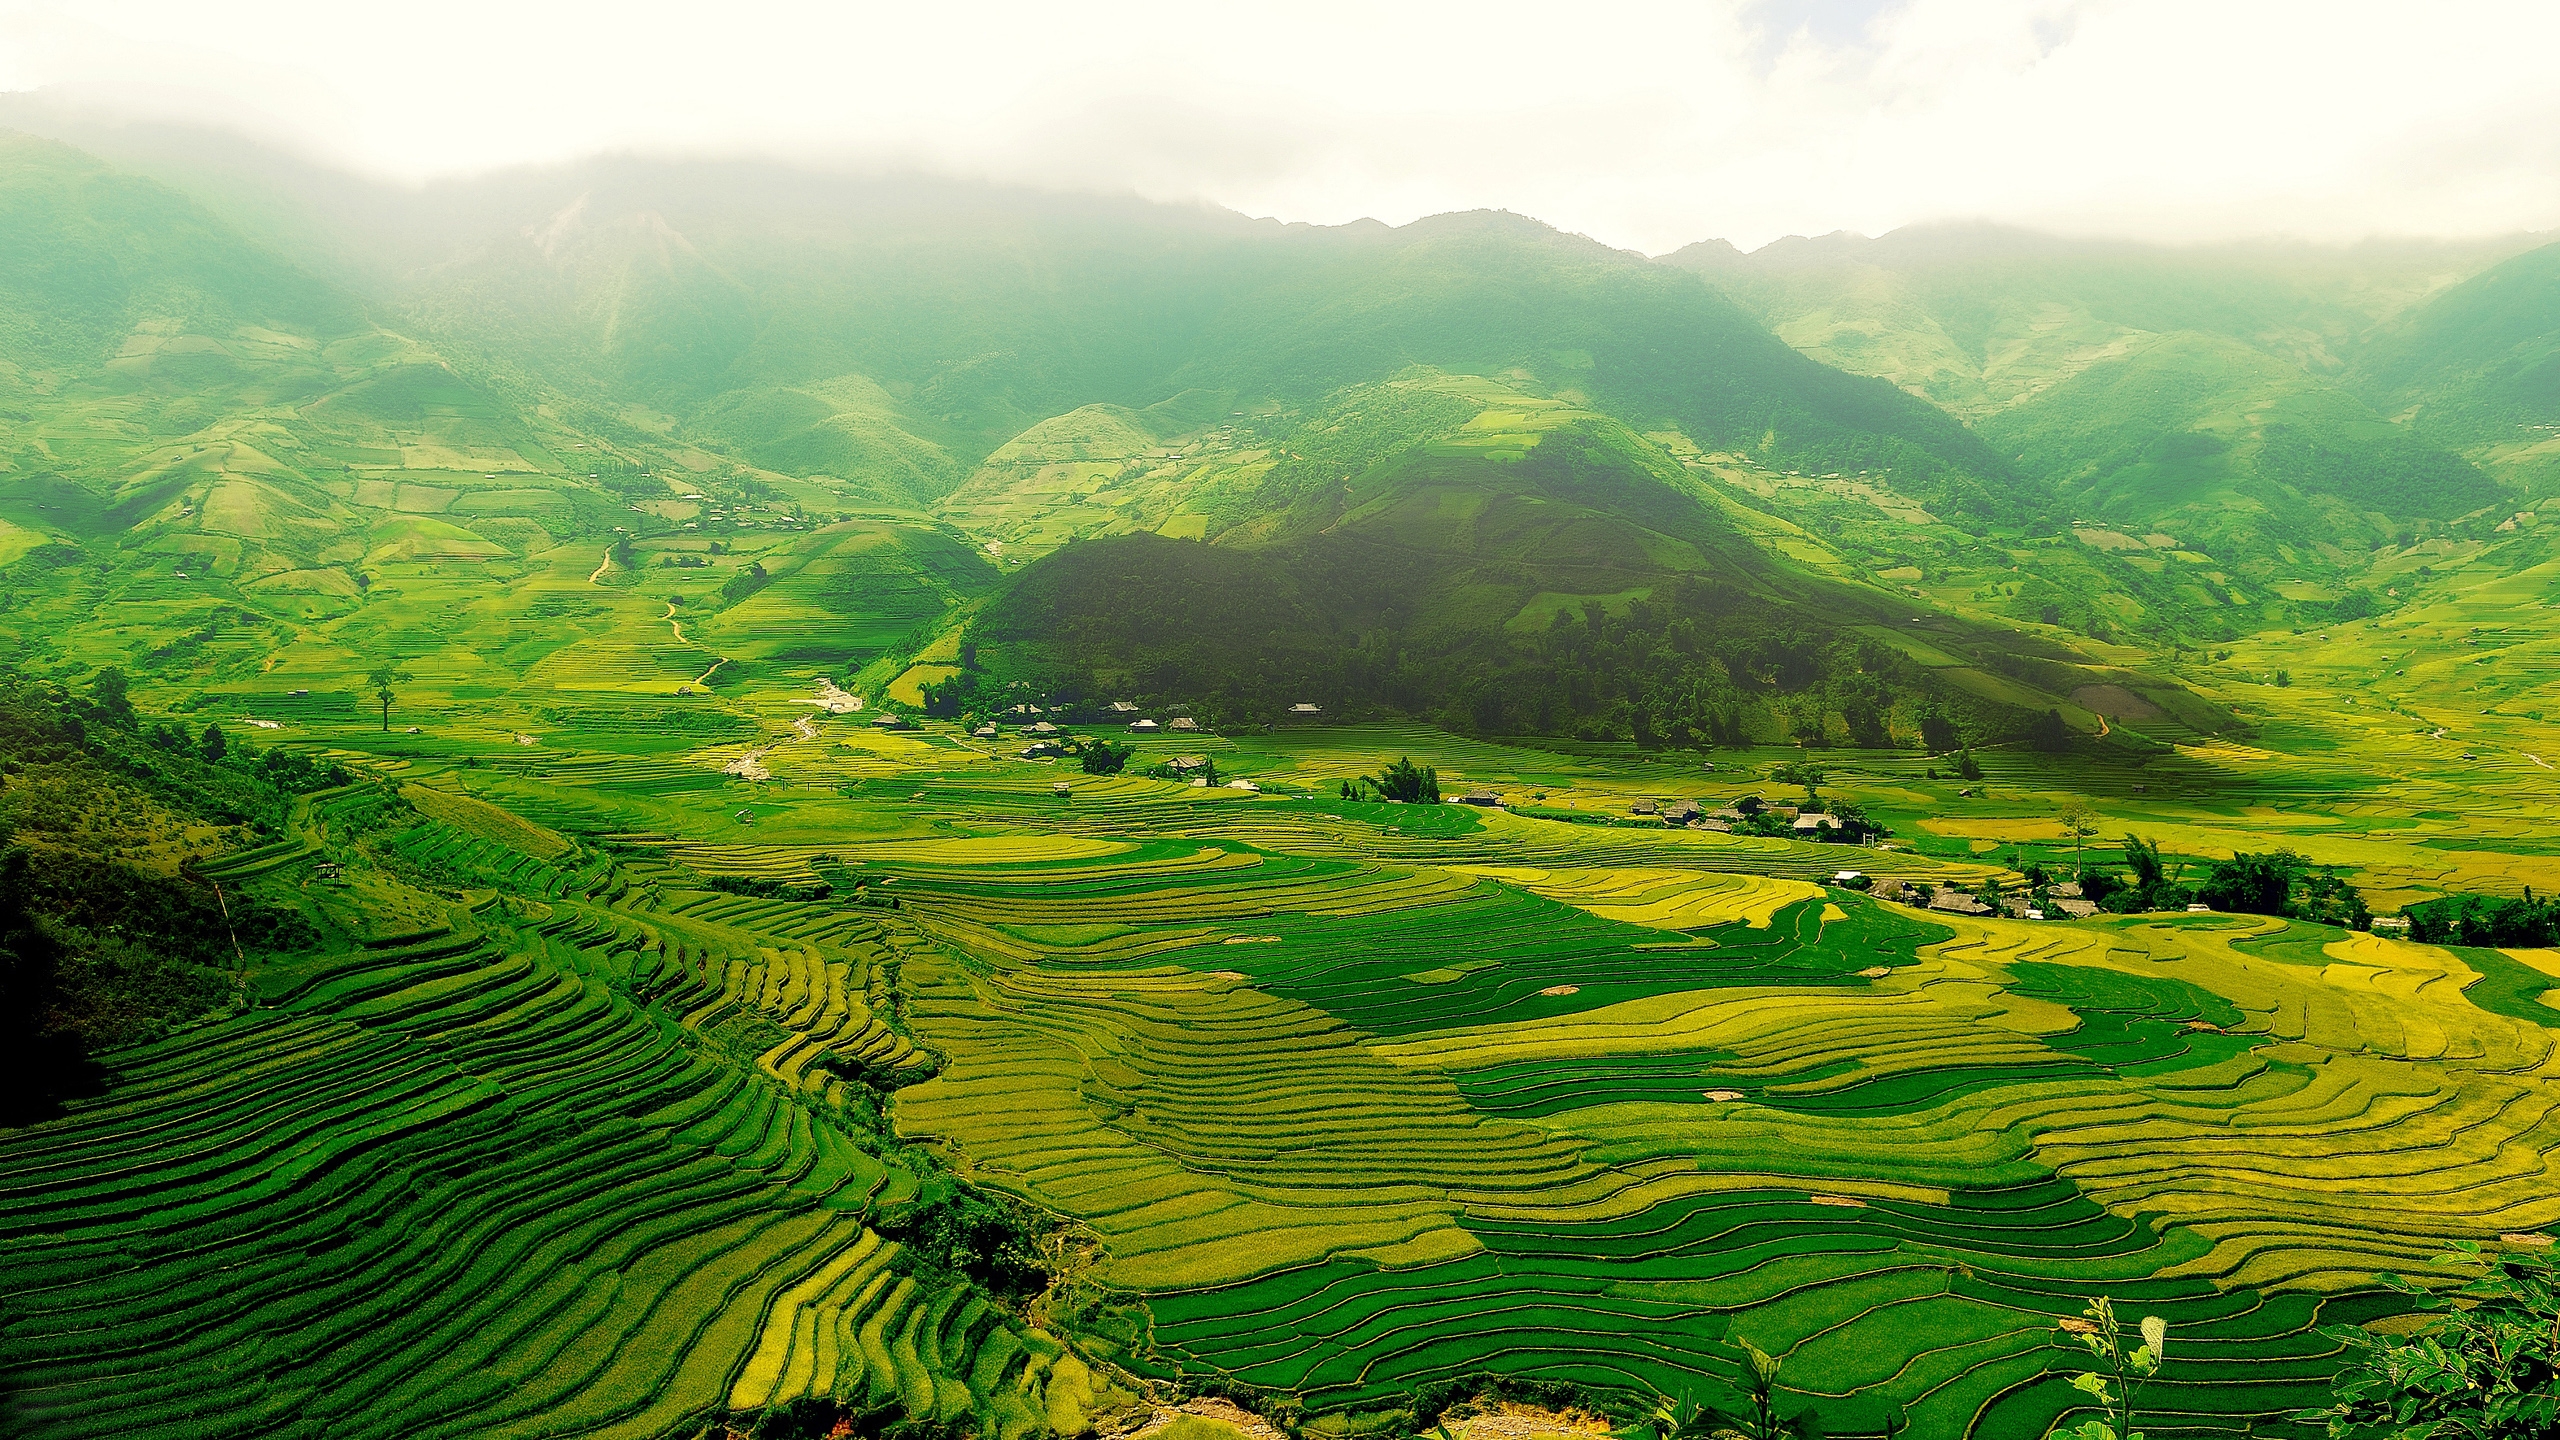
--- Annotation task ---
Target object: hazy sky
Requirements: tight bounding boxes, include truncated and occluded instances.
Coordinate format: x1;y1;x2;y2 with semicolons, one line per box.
4;0;2556;253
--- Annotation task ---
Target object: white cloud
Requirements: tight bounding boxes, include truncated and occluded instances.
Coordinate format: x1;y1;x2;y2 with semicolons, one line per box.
3;0;2556;251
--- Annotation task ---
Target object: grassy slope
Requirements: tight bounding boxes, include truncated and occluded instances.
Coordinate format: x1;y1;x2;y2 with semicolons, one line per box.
2350;237;2560;490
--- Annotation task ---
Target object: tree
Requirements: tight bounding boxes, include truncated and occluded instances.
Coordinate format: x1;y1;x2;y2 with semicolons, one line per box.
367;662;413;733
1370;757;1440;804
198;722;227;764
2408;891;2560;947
88;668;134;729
2124;836;2165;892
2056;1296;2167;1440
2195;851;2302;917
2057;802;2100;869
2030;708;2072;753
1955;746;1983;781
1079;740;1131;776
1918;706;1961;755
1769;760;1827;805
2309;1244;2558;1440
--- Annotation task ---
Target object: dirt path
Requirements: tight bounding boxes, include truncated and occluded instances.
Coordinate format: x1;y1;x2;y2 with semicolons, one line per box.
723;747;771;782
664;602;688;644
586;547;615;584
792;713;819;740
1117;1400;1288;1440
2530;753;2553;771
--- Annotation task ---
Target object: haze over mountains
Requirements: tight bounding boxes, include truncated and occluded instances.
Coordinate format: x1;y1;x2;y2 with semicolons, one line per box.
2;109;2555;750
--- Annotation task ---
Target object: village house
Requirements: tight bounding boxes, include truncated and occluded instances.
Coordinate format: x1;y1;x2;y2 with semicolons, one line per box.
870;713;915;730
1455;789;1502;806
1792;814;1844;839
1929;890;1993;916
1167;717;1201;732
1128;718;1161;733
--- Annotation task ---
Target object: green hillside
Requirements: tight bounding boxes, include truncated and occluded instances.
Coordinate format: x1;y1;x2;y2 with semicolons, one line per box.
1976;331;2506;553
936;376;2219;749
1670;224;2540;633
2351;238;2560;488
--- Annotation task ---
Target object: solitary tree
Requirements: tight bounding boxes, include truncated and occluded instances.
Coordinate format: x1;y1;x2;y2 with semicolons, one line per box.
368;662;413;733
2057;802;2100;869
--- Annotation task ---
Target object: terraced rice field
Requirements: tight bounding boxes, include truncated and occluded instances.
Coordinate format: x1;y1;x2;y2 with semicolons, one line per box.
0;878;1076;1440
13;689;2560;1440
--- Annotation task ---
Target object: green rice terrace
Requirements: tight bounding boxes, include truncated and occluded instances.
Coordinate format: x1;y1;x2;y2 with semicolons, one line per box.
7;624;2559;1440
5;122;2560;1440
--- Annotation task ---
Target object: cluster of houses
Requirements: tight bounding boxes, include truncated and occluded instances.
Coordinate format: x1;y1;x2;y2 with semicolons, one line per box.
1900;877;2099;920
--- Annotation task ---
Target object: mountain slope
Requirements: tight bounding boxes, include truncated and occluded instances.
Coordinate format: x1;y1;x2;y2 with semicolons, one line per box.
2352;238;2560;490
1977;331;2507;557
933;380;2220;749
0;122;2026;524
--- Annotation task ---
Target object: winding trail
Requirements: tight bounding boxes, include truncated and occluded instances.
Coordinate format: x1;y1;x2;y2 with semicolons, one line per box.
665;603;728;688
2530;753;2553;771
586;546;614;584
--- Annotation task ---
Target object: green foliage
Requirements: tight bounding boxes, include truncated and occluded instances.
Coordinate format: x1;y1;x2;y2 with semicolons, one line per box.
2190;849;2369;927
873;1176;1055;1305
2055;1297;2168;1440
1370;756;1440;804
1768;760;1827;802
1079;739;1132;775
718;559;771;606
2308;1245;2559;1440
2406;892;2560;948
366;661;412;733
703;873;832;901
